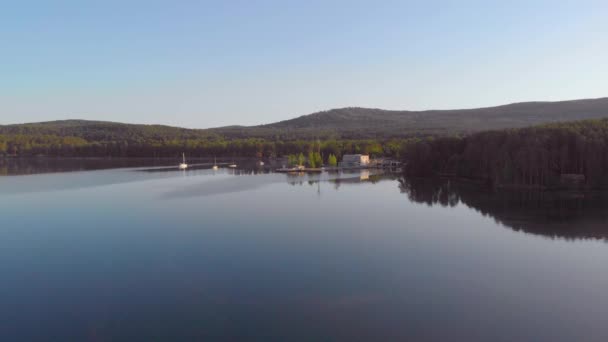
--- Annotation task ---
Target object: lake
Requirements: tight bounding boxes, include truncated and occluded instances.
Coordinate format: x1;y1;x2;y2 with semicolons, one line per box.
2;159;608;341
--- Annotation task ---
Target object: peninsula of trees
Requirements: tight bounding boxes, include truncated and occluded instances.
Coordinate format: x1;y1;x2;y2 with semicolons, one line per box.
403;118;608;190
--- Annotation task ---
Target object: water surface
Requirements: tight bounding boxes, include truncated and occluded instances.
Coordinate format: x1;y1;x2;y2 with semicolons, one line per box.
1;163;608;341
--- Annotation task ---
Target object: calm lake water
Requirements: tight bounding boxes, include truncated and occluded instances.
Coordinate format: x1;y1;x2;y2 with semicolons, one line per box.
2;159;608;341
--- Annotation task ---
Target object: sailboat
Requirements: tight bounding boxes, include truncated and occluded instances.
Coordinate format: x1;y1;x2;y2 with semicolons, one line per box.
228;159;237;168
179;153;188;169
212;157;219;170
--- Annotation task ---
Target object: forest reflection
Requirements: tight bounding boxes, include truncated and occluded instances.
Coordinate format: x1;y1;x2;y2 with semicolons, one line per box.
0;158;196;176
398;176;608;241
4;157;608;242
285;171;399;188
0;158;270;176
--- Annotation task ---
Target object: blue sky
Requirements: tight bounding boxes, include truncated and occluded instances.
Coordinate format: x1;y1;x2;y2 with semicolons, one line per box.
1;0;607;128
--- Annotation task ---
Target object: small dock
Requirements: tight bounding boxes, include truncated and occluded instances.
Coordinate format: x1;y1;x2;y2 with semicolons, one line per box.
273;156;402;174
275;167;323;173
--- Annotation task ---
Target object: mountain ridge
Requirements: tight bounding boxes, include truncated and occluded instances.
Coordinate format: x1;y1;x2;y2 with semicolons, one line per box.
2;97;608;140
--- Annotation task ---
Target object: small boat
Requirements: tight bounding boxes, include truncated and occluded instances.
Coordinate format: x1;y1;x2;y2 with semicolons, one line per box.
228;160;237;168
179;153;188;169
212;157;219;170
257;161;264;166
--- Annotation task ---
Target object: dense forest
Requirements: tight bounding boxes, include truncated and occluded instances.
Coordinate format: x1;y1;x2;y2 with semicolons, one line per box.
3;99;608;185
403;118;608;190
250;97;608;138
0;120;410;160
2;97;608;155
0;131;407;162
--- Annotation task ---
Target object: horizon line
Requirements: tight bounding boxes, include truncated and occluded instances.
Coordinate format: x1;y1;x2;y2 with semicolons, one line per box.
2;96;607;130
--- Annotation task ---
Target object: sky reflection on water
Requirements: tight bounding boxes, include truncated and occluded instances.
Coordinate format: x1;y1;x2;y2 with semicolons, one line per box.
1;164;608;341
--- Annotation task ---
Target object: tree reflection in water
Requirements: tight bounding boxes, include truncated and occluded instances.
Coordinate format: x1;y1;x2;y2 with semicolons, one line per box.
398;176;608;241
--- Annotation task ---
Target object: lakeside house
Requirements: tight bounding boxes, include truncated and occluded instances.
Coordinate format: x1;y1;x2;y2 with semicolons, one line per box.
340;154;370;168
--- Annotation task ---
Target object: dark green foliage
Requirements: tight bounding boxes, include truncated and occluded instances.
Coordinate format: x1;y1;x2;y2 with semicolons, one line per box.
307;152;316;168
2;96;608;162
0;120;407;159
287;155;298;167
313;152;323;167
250;98;608;139
2;97;608;150
402;118;608;189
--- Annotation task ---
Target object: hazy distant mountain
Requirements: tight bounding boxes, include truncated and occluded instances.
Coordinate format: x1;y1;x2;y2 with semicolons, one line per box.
0;120;218;141
240;97;608;139
3;97;608;140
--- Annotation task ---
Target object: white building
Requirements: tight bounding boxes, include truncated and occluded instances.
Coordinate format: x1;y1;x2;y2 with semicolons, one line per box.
340;154;370;168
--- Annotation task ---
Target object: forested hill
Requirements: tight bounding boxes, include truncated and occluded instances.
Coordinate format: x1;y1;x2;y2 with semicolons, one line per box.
0;120;219;141
245;97;608;139
2;97;608;140
1;97;608;158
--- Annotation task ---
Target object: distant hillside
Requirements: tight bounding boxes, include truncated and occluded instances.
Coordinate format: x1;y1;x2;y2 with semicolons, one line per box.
2;97;608;158
2;97;608;140
0;120;219;141
240;97;608;139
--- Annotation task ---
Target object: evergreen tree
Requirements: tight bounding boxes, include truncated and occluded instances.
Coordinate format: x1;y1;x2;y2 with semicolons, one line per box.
308;152;316;168
314;152;323;167
297;153;306;167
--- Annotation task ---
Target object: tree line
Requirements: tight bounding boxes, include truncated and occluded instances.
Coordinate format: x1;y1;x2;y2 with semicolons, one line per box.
402;118;608;190
0;133;410;162
283;152;338;168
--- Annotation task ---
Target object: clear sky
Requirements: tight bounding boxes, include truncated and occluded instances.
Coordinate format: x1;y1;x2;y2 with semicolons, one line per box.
1;0;607;128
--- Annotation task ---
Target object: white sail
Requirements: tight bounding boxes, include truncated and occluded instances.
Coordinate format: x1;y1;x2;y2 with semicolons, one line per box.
179;152;188;169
